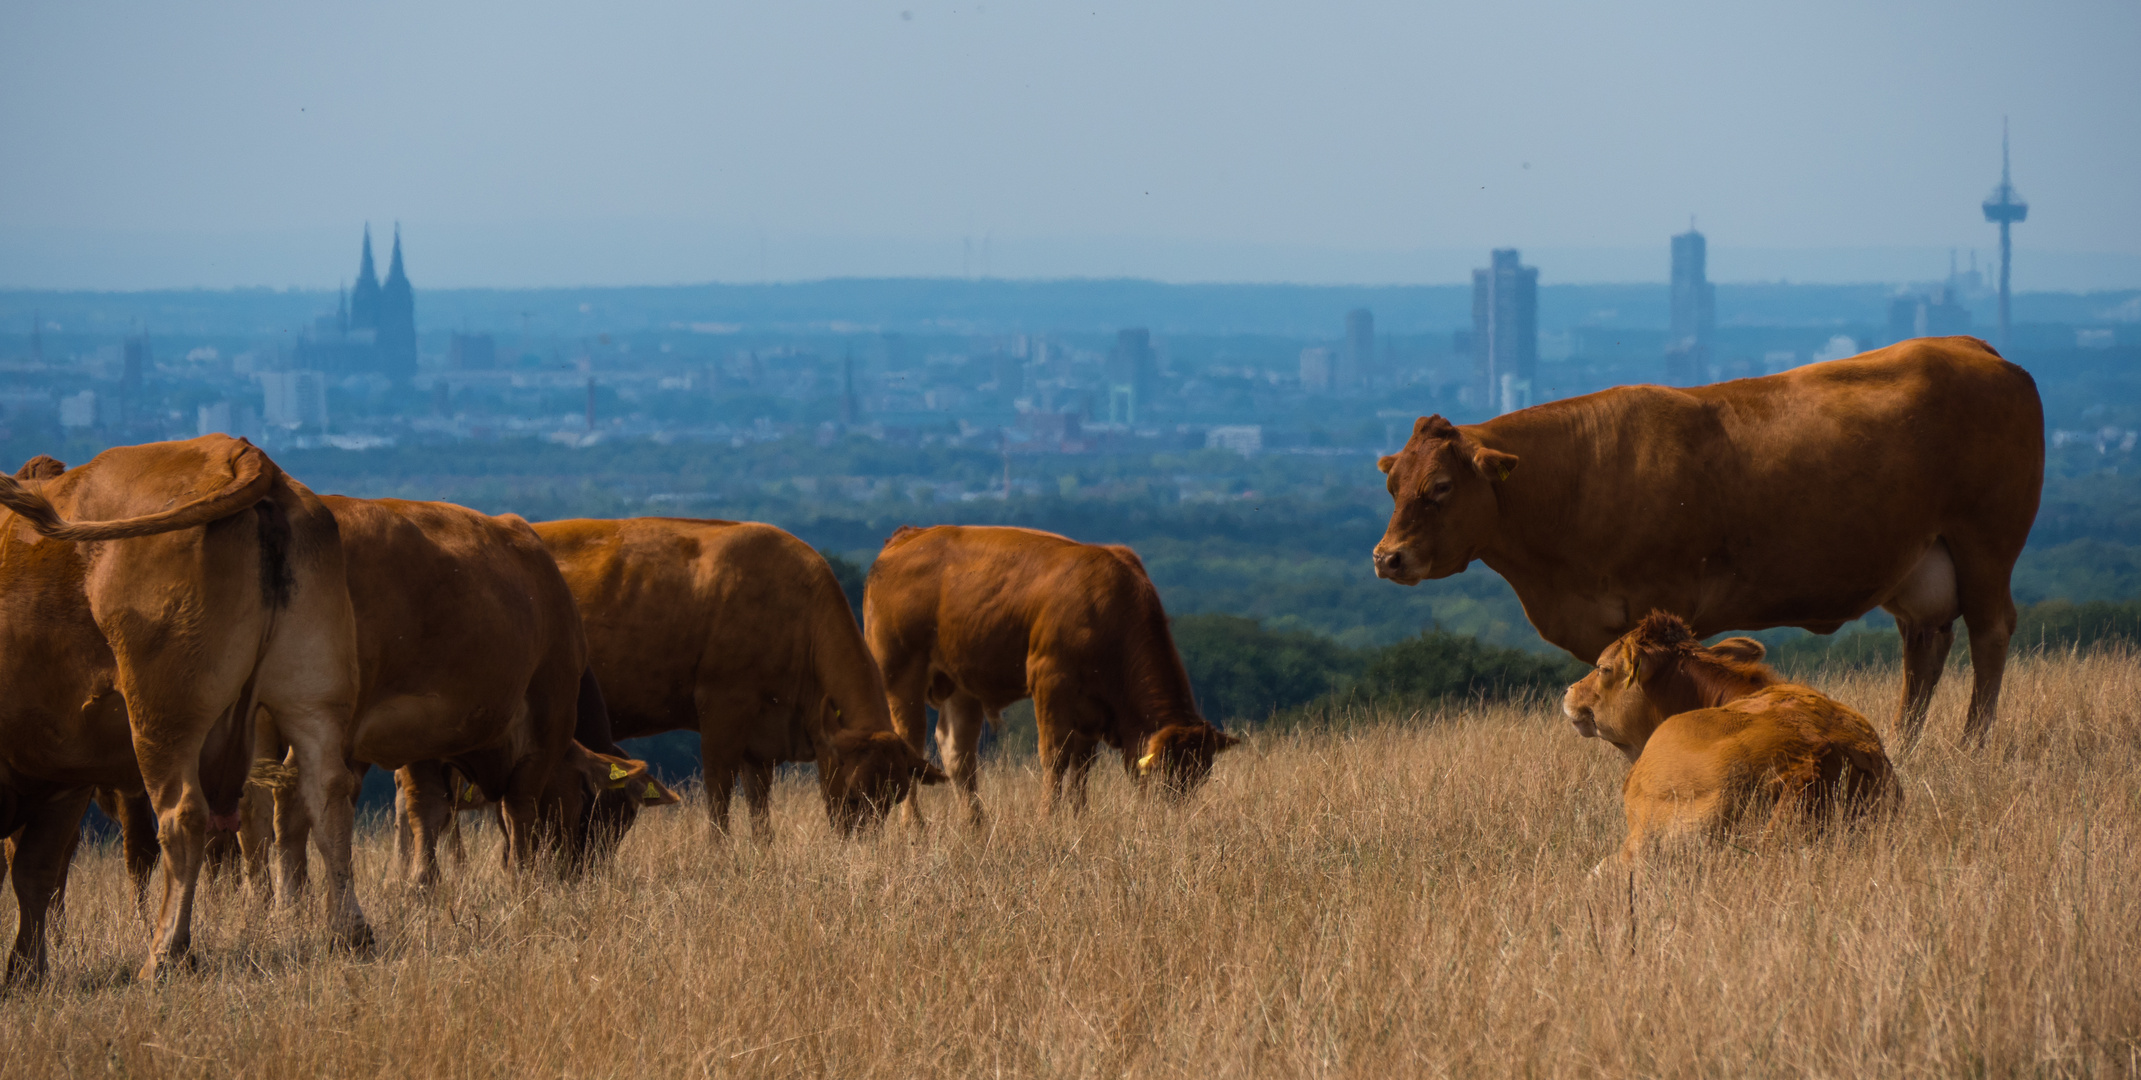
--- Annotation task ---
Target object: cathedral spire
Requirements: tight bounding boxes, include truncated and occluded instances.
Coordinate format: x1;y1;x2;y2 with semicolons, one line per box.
350;223;384;333
377;222;417;382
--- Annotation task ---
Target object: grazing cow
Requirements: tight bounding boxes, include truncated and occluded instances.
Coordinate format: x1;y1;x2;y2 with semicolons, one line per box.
864;525;1238;826
1562;612;1898;867
1373;336;2043;744
0;437;367;982
255;497;676;889
534;517;944;840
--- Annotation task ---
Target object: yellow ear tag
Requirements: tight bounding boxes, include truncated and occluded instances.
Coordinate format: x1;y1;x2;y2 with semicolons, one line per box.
645;782;661;799
1136;752;1158;772
608;762;629;781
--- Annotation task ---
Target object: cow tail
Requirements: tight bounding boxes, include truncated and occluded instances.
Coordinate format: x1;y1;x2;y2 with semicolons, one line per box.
0;441;278;543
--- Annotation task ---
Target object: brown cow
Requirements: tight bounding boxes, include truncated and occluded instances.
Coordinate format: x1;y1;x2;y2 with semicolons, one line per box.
864;525;1238;826
1372;336;2043;744
0;437;367;982
1562;612;1898;867
249;497;677;890
534;517;944;840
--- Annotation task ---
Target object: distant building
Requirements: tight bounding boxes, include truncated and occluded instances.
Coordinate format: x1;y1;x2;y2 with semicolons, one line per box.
1205;425;1263;455
1886;287;1972;344
1105;328;1157;424
1665;229;1715;385
1341;309;1375;388
298;224;417;381
1299;347;1335;392
449;332;497;371
260;371;328;430
1472;249;1537;415
121;333;149;394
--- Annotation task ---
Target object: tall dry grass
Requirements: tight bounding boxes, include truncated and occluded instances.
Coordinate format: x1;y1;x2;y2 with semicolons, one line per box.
5;650;2141;1078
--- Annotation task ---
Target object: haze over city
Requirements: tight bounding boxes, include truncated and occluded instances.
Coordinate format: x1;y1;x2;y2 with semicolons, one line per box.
4;0;2139;289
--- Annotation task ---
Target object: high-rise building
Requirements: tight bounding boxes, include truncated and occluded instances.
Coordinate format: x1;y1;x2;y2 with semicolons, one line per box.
1982;120;2027;349
1665;229;1715;385
260;371;328;431
121;333;149;396
1342;308;1375;388
1299;347;1335;391
1105;328;1157;424
1471;249;1537;415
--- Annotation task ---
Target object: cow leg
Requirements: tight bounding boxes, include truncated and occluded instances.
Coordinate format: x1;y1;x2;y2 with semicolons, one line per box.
741;760;774;845
396;764;455;890
700;746;740;839
5;789;93;986
880;661;935;829
1883;540;1964;748
935;694;987;829
1890;615;1955;748
1952;546;2020;746
1033;683;1104;816
129;723;217;980
110;790;161;914
270;765;313;903
233;783;275;906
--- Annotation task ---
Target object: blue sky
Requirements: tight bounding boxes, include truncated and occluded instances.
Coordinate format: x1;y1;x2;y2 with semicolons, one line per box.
3;0;2136;289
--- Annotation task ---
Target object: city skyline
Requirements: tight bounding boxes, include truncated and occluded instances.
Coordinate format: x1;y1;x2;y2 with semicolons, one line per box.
3;0;2137;290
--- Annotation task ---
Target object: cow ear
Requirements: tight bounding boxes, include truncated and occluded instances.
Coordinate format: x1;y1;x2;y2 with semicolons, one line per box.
1708;637;1767;663
14;455;64;481
1215;731;1242;752
1377;454;1397;475
1473;447;1519;482
634;773;683;806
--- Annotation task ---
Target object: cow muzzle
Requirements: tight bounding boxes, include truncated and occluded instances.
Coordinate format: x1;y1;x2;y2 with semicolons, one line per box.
1372;546;1420;584
1563;696;1598;739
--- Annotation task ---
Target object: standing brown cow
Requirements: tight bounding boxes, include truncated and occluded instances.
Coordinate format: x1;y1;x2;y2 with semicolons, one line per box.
0;437;368;982
258;497;676;888
534;517;945;841
1372;337;2042;744
864;525;1238;827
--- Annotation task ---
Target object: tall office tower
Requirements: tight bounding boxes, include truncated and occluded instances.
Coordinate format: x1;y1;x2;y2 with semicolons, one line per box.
349;225;383;335
1342;308;1375;388
121;333;149;394
1471;249;1537;415
377;226;418;381
1665;228;1715;385
1105;328;1156;424
1981;120;2027;349
28;310;41;364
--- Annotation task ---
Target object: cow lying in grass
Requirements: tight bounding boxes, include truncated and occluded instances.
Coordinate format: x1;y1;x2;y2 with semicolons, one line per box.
1561;612;1898;868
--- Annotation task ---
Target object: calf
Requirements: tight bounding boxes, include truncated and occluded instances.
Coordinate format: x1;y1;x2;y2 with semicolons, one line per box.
1562;611;1897;868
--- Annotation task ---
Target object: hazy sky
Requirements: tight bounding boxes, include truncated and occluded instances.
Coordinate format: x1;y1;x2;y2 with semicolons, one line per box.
3;0;2137;289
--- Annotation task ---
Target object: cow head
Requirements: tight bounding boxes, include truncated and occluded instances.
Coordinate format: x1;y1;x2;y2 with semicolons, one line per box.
1562;612;1771;761
819;728;948;836
564;743;681;865
1372;415;1517;585
1134;723;1241;798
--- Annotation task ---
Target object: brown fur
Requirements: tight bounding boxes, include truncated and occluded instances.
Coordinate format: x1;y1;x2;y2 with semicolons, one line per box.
0;437;367;983
864;525;1238;826
1563;612;1899;867
534;517;944;841
1373;337;2043;745
247;497;677;890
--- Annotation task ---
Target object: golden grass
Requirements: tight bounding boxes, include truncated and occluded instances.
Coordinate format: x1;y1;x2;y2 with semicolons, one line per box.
6;650;2141;1078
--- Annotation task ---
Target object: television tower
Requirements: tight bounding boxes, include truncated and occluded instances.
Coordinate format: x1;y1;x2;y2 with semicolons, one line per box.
1981;118;2027;349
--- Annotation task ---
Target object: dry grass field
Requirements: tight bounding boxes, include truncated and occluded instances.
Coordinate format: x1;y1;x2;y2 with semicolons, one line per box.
5;650;2141;1078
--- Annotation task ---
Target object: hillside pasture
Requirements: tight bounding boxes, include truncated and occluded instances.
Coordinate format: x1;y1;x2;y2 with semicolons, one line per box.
4;649;2139;1077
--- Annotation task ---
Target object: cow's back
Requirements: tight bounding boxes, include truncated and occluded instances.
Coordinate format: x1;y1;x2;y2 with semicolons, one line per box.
538;517;848;742
866;525;1156;707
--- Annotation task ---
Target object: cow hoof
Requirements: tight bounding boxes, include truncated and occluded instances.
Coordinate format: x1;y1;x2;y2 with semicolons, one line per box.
135;950;199;984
